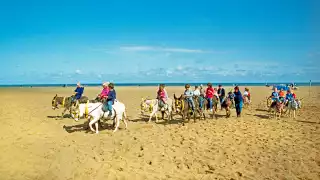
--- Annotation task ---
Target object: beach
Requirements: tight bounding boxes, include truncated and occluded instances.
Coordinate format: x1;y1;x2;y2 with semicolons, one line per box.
0;86;319;180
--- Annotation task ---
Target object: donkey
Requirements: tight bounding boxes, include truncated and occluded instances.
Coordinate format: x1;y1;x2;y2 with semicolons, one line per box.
72;100;128;133
270;100;284;119
286;99;302;119
193;96;207;120
51;94;89;119
140;98;173;123
220;97;232;118
173;94;196;123
243;96;250;109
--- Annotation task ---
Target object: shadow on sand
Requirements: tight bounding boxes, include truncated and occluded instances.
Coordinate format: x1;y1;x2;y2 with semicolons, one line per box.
63;121;114;133
47;114;72;119
254;114;270;119
255;108;268;112
296;120;319;124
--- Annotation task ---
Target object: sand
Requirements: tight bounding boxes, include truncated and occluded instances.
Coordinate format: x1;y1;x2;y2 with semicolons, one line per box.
0;86;319;180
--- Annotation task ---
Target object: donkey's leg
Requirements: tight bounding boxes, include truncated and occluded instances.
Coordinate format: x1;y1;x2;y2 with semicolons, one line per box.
113;116;121;133
155;112;159;123
148;112;154;123
89;116;100;132
61;108;67;119
94;122;99;134
123;113;128;129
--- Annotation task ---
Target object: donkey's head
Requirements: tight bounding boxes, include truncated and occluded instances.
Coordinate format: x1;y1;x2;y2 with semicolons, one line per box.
52;94;59;110
173;94;184;113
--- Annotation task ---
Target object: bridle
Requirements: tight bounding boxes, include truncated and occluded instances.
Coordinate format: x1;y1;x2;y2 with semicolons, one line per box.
72;100;91;119
174;98;185;112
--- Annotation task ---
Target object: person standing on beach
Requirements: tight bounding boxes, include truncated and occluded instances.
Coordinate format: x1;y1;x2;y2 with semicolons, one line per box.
193;86;200;96
200;84;205;96
205;83;215;112
72;82;84;104
233;86;243;117
217;85;225;107
184;84;195;111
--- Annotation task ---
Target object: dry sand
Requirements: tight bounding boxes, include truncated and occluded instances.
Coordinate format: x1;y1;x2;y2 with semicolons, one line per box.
0;86;319;180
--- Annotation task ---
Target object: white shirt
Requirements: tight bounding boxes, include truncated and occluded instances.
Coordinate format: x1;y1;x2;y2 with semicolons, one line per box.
193;89;200;96
243;91;249;96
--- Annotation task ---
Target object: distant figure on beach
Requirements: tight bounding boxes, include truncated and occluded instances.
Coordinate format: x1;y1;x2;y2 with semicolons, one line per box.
233;86;243;117
184;84;195;111
102;83;116;117
193;85;200;96
243;87;251;102
205;83;215;112
218;84;225;106
157;84;168;111
72;82;84;104
199;84;205;96
161;84;169;99
284;89;296;106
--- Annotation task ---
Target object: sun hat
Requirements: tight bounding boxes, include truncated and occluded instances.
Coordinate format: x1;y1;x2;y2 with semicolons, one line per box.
103;82;110;86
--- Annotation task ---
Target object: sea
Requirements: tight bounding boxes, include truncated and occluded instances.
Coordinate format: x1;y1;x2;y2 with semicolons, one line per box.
0;82;318;87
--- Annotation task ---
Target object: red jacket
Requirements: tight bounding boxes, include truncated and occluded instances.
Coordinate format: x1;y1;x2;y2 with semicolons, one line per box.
205;87;214;98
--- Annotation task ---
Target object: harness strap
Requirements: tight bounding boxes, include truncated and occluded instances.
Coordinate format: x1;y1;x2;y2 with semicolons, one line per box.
62;97;66;106
181;99;185;111
84;100;89;118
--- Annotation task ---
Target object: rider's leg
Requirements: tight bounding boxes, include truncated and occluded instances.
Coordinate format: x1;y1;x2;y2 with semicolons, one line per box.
107;101;113;116
208;98;213;111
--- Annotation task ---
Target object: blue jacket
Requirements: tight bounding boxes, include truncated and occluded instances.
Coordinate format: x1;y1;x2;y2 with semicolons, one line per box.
107;90;116;103
285;93;294;101
74;87;84;99
234;91;243;104
271;92;279;101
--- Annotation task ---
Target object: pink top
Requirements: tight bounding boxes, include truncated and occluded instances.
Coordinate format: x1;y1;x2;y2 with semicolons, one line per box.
158;89;167;101
100;87;109;99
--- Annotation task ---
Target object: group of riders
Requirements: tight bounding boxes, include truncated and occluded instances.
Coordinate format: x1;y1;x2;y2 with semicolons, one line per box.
71;82;116;117
269;87;298;108
70;81;297;119
157;83;251;117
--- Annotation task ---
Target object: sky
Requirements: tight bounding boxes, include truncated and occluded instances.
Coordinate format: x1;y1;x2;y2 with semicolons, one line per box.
0;0;319;84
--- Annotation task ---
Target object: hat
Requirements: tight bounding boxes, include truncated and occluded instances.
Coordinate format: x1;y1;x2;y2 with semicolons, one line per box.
218;84;222;87
103;82;110;86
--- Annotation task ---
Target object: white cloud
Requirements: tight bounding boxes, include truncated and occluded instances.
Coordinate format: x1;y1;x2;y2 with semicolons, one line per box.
119;46;214;54
176;65;183;70
75;69;82;74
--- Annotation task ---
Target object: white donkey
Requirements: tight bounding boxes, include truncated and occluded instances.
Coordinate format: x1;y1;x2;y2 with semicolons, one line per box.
287;99;302;119
140;98;173;123
72;100;128;133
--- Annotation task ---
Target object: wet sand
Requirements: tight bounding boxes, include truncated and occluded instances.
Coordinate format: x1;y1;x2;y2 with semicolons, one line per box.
0;86;319;180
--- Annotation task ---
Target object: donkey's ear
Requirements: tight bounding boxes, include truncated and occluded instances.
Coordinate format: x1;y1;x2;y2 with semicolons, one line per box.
174;93;177;99
179;94;183;99
141;97;145;101
55;94;57;97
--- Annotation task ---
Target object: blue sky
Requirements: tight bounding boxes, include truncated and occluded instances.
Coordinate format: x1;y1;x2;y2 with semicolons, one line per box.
0;0;319;84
